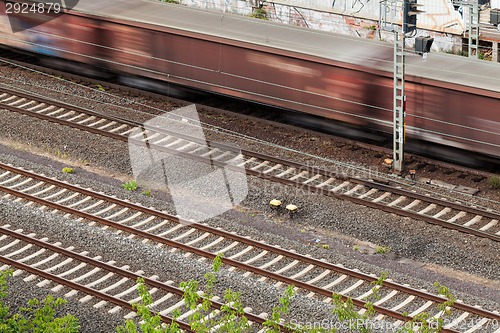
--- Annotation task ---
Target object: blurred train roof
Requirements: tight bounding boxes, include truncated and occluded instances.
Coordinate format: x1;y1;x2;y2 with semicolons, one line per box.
71;0;500;94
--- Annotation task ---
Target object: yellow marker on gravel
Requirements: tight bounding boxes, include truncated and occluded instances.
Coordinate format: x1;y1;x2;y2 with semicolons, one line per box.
269;199;282;208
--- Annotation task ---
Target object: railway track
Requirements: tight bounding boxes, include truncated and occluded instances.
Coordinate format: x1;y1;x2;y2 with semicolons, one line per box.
0;86;499;242
0;225;275;332
0;162;498;332
2;52;499;181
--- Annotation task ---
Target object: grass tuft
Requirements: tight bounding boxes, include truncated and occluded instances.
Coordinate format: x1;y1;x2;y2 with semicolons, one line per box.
62;167;74;174
487;176;500;189
121;180;139;191
95;84;106;92
375;246;390;254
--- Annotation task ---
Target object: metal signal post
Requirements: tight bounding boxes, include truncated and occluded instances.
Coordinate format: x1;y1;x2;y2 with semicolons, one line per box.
393;25;405;173
452;0;480;59
379;0;421;172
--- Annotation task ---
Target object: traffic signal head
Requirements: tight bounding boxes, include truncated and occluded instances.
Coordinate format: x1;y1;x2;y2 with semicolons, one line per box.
415;36;434;54
403;0;418;34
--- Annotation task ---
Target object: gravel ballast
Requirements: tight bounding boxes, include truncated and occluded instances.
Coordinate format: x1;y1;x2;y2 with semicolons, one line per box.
0;65;498;331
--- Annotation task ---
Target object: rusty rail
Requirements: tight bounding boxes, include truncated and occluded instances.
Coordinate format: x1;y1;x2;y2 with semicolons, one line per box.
0;165;498;328
0;226;282;331
1;89;498;242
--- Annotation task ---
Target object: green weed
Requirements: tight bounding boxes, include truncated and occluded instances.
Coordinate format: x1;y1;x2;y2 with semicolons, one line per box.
487;176;500;189
62;167;74;174
375;246;390;254
121;180;139;191
95;84;106;92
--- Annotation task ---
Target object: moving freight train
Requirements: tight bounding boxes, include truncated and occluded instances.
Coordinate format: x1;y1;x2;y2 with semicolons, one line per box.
1;0;499;166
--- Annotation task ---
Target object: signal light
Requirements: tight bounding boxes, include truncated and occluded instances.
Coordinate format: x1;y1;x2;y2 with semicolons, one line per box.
415;36;434;54
403;0;422;34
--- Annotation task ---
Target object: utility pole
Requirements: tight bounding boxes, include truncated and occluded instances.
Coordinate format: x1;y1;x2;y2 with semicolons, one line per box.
379;0;420;172
453;0;480;58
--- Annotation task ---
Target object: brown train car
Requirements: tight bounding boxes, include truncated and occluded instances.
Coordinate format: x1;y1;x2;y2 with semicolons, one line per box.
1;0;499;165
98;17;388;128
96;14;499;164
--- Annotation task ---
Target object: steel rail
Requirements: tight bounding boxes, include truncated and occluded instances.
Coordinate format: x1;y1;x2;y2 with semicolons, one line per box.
0;87;239;152
2;58;499;180
0;162;492;318
0;95;125;141
1;84;497;220
1;93;498;242
0;167;497;326
0;226;282;332
0;184;427;326
0;257;193;331
265;175;500;242
249;151;500;222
